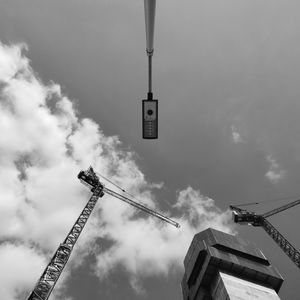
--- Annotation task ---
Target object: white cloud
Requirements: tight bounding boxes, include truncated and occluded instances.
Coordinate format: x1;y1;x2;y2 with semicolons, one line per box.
95;187;234;286
0;42;29;83
265;155;286;184
0;243;46;300
231;125;244;144
0;41;235;299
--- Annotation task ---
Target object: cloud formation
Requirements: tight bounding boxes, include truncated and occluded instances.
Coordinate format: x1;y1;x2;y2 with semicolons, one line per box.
231;125;244;144
265;155;286;184
95;187;233;285
0;41;235;299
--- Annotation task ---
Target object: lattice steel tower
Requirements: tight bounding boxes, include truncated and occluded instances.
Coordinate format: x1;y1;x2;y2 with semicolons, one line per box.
27;167;179;300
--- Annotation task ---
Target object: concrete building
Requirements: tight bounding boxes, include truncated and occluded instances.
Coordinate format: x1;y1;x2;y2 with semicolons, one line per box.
182;228;283;300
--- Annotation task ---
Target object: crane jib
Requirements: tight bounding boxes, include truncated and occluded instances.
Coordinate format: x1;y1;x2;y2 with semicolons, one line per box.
103;187;180;228
78;167;180;228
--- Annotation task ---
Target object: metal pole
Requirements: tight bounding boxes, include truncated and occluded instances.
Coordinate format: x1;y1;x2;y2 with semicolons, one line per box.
145;0;155;100
144;0;156;56
148;55;152;95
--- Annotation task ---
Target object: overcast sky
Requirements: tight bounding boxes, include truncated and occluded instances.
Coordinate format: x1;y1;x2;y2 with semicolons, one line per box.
1;0;300;299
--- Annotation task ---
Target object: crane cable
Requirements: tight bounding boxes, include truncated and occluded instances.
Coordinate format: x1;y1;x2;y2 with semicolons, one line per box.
97;171;300;212
232;194;300;208
96;171;173;208
96;171;126;192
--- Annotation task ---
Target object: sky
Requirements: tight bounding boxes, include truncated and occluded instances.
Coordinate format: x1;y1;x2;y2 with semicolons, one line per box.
1;0;300;299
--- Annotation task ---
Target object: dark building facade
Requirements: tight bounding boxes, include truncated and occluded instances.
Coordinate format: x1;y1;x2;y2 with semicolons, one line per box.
182;228;283;300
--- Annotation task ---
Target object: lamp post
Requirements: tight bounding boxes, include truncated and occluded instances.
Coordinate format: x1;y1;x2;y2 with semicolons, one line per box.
142;0;158;139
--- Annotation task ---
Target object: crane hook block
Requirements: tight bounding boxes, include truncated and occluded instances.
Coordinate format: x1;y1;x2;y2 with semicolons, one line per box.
142;94;158;139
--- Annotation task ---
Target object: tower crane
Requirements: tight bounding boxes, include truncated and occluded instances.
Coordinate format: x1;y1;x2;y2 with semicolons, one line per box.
27;167;180;300
230;198;300;269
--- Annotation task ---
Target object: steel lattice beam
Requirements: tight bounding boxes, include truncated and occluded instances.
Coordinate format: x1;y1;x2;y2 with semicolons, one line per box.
262;198;300;218
26;188;103;300
262;218;300;268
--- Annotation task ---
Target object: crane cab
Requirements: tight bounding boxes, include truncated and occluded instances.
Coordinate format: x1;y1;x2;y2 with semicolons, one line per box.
78;169;104;194
232;210;257;225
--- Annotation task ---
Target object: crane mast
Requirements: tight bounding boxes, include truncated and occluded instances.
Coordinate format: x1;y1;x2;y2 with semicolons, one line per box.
230;200;300;269
27;167;179;300
27;185;104;300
